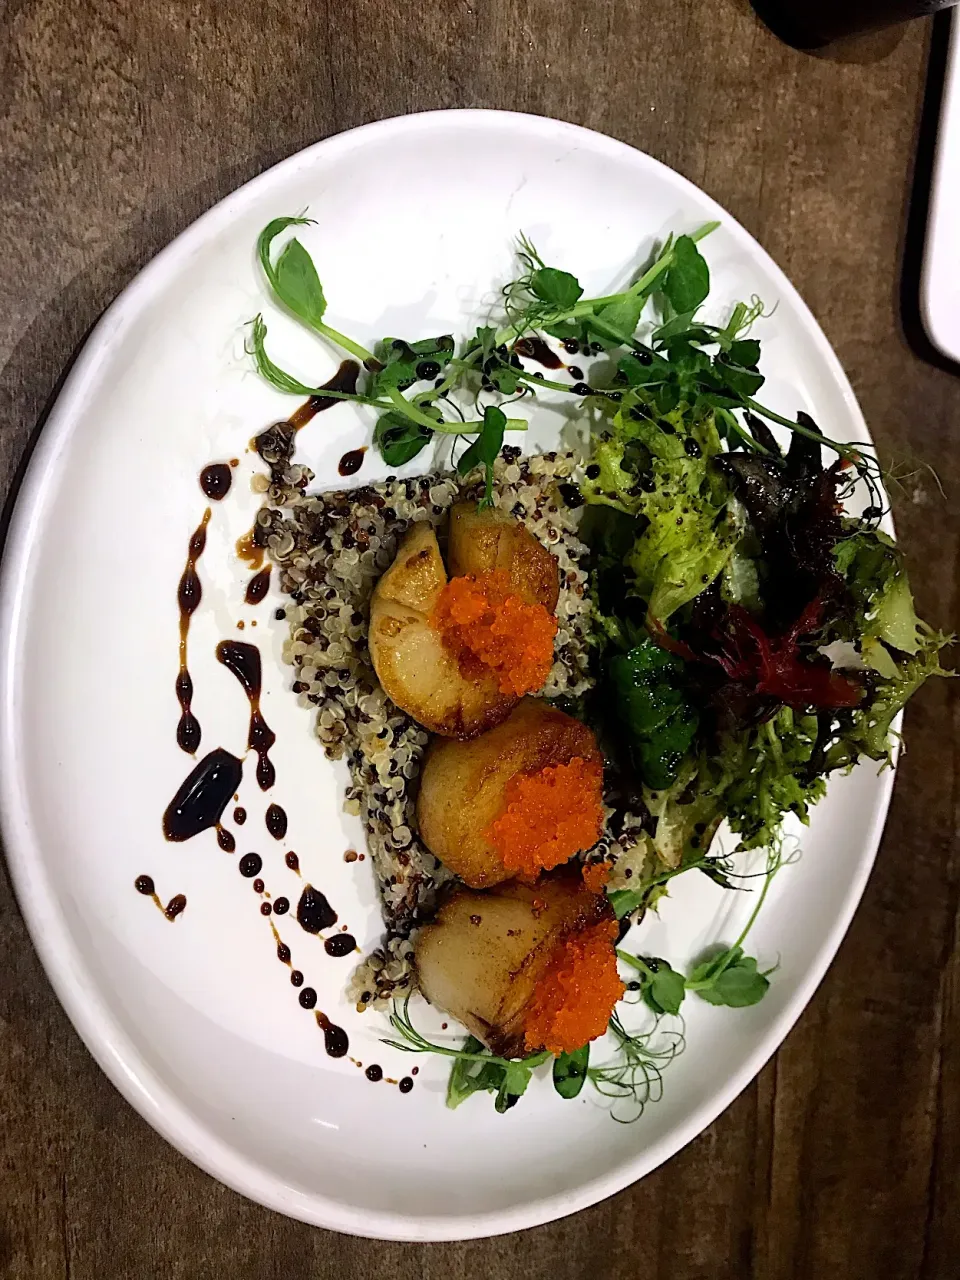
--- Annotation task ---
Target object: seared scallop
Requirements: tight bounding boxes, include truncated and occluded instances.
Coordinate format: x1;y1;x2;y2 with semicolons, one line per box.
368;522;517;738
415;871;622;1057
416;698;604;887
447;501;560;612
369;507;560;738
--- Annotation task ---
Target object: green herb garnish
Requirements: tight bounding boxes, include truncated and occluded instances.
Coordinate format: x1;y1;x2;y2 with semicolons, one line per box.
552;1045;590;1099
586;1012;686;1123
456;405;507;510
383;1006;549;1113
618;841;788;1012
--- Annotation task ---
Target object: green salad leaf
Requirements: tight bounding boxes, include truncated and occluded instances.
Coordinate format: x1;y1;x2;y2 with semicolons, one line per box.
827;629;952;767
583;404;738;626
714;707;827;851
835;528;922;656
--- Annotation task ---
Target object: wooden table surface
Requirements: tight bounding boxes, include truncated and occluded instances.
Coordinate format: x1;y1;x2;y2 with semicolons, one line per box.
1;2;958;1277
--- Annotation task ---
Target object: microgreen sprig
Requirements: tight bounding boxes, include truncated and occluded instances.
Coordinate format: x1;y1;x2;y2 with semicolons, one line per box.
382;1002;550;1113
249;218;528;496
257;217;375;366
608;850;750;921
586;1011;686;1124
617;840;792;1014
247;214;885;520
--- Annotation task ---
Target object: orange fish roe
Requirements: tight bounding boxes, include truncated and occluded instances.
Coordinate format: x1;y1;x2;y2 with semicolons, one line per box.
524;919;625;1055
485;757;604;880
430;569;557;697
582;860;612;893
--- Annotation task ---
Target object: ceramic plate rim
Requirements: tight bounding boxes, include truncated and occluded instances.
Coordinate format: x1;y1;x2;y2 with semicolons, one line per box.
0;108;894;1241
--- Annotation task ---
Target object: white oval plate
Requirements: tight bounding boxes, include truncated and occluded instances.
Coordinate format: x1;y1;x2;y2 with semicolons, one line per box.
0;110;892;1241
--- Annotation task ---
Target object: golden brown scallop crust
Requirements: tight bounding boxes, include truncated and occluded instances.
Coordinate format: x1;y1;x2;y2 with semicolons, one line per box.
416;698;603;886
369;522;517;738
369;506;560;739
447;501;560;612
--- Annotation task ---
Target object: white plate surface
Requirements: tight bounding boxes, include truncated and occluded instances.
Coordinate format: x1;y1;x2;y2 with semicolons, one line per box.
0;110;893;1241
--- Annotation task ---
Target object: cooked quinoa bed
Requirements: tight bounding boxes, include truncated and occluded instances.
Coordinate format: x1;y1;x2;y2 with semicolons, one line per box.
253;437;647;1008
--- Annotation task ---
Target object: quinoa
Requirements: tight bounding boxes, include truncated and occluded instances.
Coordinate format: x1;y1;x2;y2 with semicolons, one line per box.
255;432;648;1007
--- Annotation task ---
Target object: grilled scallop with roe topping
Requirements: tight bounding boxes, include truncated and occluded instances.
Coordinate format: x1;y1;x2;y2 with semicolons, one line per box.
415;870;624;1058
369;506;559;738
416;698;604;888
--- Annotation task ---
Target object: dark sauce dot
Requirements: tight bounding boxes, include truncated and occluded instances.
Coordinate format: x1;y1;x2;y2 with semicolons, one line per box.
178;568;202;618
365;1064;383;1082
285;852;300;873
273;897;290;916
558;482;584;509
176;711;200;754
245;565;272;605
233;807;247;825
135;875;155;896
562;337;580;355
277;942;291;963
163;749;243;843
324;933;355;957
297;884;337;933
239;853;262;878
291;970;304;987
415;359;441;380
164;894;187;921
567;365;584;380
572;382;592;396
398;1077;414;1094
260;902;272;916
338;447;367;477
585;464;601;480
316;1013;349;1058
298;987;317;1009
199;463;232;501
253;878;265;893
274;607;286;621
216;825;235;853
265;804;288;840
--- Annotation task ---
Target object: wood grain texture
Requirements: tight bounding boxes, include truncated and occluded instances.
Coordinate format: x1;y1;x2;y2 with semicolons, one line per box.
1;2;958;1277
